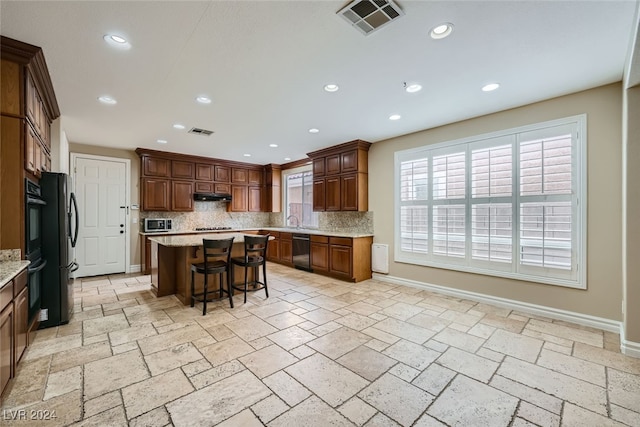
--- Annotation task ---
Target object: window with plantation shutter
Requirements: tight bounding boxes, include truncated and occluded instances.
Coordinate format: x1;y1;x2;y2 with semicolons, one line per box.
395;116;586;288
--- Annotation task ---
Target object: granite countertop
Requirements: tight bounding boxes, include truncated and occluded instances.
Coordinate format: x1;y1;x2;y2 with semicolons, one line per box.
0;260;30;289
141;228;373;239
147;232;272;247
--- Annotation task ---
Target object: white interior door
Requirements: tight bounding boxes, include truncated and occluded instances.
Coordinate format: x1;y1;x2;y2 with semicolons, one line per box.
74;156;128;277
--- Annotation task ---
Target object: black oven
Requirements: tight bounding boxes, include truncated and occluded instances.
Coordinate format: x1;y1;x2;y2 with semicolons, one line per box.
25;178;46;321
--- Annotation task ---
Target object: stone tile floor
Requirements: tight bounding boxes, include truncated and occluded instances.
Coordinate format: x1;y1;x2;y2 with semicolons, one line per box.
2;263;640;426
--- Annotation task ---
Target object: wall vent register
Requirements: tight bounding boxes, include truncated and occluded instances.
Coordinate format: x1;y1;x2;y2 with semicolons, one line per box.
337;0;404;35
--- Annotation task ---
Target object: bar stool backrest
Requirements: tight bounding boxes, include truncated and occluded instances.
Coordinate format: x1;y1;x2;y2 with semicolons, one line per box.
243;234;269;262
202;237;235;269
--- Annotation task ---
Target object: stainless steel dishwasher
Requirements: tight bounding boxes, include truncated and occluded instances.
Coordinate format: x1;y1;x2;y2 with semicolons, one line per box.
292;233;312;272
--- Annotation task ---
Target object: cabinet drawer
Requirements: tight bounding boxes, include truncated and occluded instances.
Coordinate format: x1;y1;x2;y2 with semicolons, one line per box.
13;269;27;296
329;237;352;247
310;235;328;244
215;183;231;194
263;230;279;238
195;182;214;193
280;232;292;241
0;282;13;313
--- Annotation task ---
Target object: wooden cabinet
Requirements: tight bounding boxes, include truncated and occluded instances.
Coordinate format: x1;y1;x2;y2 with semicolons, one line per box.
143;236;152;275
231;186;247;212
0;301;13;397
215;183;231;194
264;231;280;261
329;237;353;279
310;235;329;272
313;179;325;211
325;177;341;211
248;169;263;185
195;163;214;181
142;178;170;211
307;140;371;212
171;160;194;180
326;154;341;175
313;158;325;177
25;125;36;173
248;186;263;212
171;181;194;211
232;168;248;184
280;234;293;264
136;149;268;212
195;182;214;193
143;156;170;177
14;286;28;364
215;165;230;183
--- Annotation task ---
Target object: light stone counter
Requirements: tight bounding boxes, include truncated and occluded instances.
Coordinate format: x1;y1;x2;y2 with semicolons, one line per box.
147;232;262;247
0;260;30;289
142;228;374;239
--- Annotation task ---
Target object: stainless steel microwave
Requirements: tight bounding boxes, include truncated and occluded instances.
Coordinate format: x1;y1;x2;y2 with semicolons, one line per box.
144;218;172;233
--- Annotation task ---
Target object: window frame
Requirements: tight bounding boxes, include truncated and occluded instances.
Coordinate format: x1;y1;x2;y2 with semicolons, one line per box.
282;164;319;229
394;115;587;289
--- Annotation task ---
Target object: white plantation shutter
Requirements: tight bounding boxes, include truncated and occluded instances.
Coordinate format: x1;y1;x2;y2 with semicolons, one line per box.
395;116;585;288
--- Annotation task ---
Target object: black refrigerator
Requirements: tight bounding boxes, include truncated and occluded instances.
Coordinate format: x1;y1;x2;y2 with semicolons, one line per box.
40;172;79;328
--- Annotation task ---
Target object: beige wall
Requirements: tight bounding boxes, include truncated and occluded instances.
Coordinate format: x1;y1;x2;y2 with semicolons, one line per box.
69;143;141;267
369;83;623;321
623;84;640;342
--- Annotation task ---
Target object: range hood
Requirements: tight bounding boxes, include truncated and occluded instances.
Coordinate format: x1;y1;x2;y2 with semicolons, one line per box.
193;193;232;202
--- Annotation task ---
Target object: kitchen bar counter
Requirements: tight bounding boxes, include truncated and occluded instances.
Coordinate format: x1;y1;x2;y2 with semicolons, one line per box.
140;228;373;238
148;233;265;304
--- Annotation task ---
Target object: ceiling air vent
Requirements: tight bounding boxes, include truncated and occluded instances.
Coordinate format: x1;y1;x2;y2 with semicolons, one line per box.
338;0;404;36
188;127;214;136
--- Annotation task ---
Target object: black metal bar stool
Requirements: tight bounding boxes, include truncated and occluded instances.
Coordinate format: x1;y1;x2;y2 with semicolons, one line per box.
191;237;235;314
231;234;269;304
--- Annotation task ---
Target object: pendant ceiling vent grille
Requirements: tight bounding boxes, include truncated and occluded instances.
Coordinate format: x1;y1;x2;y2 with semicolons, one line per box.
337;0;404;36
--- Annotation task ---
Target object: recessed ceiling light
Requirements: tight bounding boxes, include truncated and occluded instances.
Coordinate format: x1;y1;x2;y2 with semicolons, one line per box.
172;123;186;130
196;96;212;104
430;23;454;39
284;157;291;161
97;96;117;105
243;154;251;157
389;114;402;120
269;144;278;148
324;84;339;92
405;83;422;93
482;83;500;92
156;139;168;144
308;128;320;134
103;34;131;49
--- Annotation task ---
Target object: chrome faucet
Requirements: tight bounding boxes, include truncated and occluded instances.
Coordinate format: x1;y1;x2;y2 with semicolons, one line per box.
287;215;300;229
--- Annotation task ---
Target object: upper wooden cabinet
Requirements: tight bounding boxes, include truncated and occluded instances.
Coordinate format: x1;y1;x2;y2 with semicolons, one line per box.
142;178;170;211
232;168;248;184
307;140;370;212
230;186;248;212
171;181;194;211
248;169;263;185
215;165;230;183
171;160;194;180
195;163;214;181
1;36;60;254
143;156;170;177
248;186;263;212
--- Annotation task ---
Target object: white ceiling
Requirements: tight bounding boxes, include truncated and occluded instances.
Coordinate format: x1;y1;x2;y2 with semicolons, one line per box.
1;1;638;165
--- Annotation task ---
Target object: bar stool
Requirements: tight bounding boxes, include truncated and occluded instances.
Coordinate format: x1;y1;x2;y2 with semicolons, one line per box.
231;234;269;304
191;237;235;315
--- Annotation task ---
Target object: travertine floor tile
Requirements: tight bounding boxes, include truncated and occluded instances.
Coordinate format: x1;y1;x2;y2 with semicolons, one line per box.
308;326;371;359
144;342;203;376
82;313;129;338
335;313;378;331
537;348;605;386
561;403;626;427
263;370;311;406
43;366;82;401
380;302;424;321
525;319;603;347
83;350;149;399
286;353;369;406
337;345;397;381
338;397;377;426
70;405;127;427
483;329;543;363
251;394;288;423
216;409;264;427
364;412;401;426
122;368;193;419
200;336;254;367
270;396;354;427
516;401;559;427
190;359;245;389
432;327;485;353
82;390;122;419
412;363;456;395
359;373;433;427
128;406;171;427
427;375;518;427
607;367;640;411
108;323;157;347
498;356;607;415
436;347;498;383
372;317;435;344
167;370;270;426
267;325;316;350
238;344;298;378
382;339;440;370
137;323;208;355
490;374;562;414
225;314;278;341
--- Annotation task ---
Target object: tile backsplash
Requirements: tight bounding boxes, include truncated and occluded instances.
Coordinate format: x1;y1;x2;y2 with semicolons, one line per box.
141;203;373;235
0;249;21;262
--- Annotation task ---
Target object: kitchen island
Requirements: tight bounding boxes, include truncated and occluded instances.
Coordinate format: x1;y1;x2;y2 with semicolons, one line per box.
147;232;265;305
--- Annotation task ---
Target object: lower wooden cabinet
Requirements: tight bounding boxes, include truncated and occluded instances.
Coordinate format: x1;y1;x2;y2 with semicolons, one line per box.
310;235;329;272
0;302;13;397
264;231;280;261
280;233;293;264
14;286;28;364
329;240;353;279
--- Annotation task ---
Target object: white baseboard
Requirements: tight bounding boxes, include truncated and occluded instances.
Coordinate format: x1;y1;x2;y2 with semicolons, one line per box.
619;324;640;358
372;273;621;333
129;264;142;274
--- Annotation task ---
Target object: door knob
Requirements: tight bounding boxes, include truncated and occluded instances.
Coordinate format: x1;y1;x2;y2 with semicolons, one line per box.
120;230;124;234
120;224;124;227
